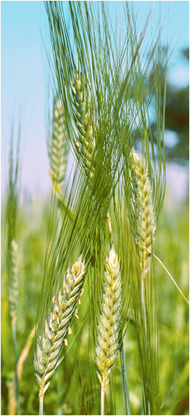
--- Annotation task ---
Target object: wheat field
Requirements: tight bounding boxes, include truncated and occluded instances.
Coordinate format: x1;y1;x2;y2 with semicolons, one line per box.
1;2;189;415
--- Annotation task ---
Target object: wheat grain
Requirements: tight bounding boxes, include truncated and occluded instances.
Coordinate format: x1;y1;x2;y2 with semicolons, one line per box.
95;246;122;399
34;256;85;397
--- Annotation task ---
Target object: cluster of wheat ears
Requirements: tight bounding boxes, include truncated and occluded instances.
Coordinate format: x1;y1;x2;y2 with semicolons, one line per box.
33;68;159;415
5;2;189;415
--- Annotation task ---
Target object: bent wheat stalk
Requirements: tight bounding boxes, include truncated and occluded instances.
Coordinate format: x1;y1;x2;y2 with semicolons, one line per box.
144;247;190;305
95;246;122;415
34;256;85;415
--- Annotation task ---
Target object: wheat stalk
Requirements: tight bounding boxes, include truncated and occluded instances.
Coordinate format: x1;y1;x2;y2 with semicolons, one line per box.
95;246;122;414
34;256;85;410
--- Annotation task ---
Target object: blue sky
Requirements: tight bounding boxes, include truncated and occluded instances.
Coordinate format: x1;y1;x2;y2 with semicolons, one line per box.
1;1;189;199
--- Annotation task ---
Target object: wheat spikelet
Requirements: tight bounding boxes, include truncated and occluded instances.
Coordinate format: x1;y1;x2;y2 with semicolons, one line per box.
8;239;19;325
95;246;122;394
48;98;68;194
131;148;156;278
34;256;85;396
72;72;96;181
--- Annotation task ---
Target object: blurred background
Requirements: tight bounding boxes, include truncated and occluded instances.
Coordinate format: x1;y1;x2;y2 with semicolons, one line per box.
1;1;189;201
1;2;189;415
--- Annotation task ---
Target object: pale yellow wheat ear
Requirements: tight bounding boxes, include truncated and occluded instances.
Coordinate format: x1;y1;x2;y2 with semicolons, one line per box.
130;147;156;278
48;98;68;196
34;256;85;405
8;239;19;326
95;246;122;415
130;152;189;306
72;72;96;182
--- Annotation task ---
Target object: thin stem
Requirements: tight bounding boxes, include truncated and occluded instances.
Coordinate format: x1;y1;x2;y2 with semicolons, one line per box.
39;391;44;416
101;384;105;415
11;321;20;415
17;325;36;381
141;276;147;337
141;275;150;415
120;341;131;415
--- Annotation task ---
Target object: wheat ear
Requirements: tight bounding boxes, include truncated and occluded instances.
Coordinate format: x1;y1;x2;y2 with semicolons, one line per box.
8;239;19;326
72;72;96;181
131;147;156;337
95;246;122;415
48;98;68;196
34;256;85;406
106;213;131;415
131;148;156;279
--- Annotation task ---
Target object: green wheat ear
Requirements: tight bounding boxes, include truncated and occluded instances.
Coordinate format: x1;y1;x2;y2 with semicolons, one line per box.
131;147;156;278
48;97;68;196
8;239;19;326
95;246;122;413
72;72;96;182
34;256;85;398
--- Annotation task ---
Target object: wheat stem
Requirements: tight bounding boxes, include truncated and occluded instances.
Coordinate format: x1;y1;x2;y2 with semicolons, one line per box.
101;384;105;415
39;391;44;416
141;276;147;338
120;342;131;415
11;322;20;415
17;325;36;381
